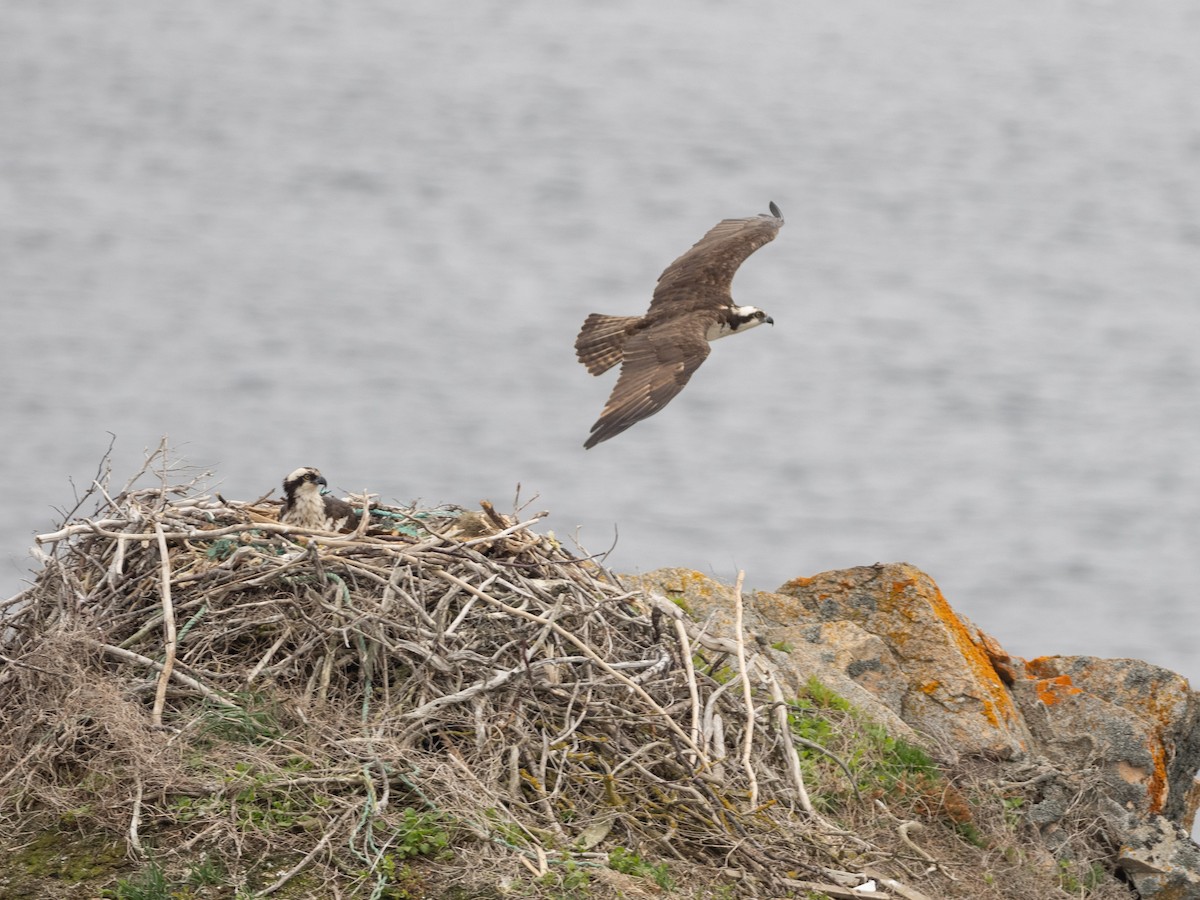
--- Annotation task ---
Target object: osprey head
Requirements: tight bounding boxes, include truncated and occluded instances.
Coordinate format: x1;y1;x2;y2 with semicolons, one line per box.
707;305;774;341
283;466;328;499
739;306;774;328
739;309;777;328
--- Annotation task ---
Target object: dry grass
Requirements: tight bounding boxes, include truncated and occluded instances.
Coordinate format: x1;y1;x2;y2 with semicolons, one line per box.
0;447;1132;899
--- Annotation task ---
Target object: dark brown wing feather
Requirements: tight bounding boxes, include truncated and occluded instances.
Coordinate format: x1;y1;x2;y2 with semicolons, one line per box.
575;313;642;375
650;204;784;312
583;320;713;448
324;495;359;532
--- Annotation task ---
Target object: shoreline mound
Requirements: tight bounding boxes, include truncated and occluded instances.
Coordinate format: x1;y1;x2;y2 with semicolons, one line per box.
0;456;1187;898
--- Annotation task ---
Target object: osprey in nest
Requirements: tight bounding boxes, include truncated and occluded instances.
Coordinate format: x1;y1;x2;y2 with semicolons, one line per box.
279;467;359;532
575;202;784;448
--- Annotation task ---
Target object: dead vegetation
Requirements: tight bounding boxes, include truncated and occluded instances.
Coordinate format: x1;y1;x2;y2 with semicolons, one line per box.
0;447;1131;899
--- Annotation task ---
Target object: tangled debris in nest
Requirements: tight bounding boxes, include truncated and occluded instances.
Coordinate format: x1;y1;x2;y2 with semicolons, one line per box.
0;452;1122;900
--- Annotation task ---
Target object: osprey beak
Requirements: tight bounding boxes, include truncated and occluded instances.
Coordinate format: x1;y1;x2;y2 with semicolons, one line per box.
765;315;775;325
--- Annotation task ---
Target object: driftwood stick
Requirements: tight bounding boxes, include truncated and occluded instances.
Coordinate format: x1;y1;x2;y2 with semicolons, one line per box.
768;673;814;814
732;570;758;808
128;776;145;856
349;492;374;540
674;617;703;763
151;523;178;727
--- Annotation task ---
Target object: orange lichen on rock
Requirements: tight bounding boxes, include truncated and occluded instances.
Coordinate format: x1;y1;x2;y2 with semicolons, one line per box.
1146;741;1170;815
1025;656;1070;679
898;572;1023;733
977;629;1018;685
779;575;815;591
1033;674;1083;707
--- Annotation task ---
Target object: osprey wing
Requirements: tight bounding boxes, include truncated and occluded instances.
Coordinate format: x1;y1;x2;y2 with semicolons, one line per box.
583;320;712;448
323;495;359;532
650;202;784;311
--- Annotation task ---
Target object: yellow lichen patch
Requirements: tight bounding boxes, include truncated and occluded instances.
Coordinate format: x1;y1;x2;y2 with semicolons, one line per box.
678;569;720;596
919;681;941;695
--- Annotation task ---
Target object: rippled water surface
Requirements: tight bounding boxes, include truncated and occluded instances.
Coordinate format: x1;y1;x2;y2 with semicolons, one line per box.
3;2;1199;685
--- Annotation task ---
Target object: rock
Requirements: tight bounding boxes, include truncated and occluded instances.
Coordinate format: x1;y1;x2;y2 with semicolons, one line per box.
630;568;921;745
1106;805;1200;900
631;561;1200;891
769;562;1032;759
1009;656;1200;825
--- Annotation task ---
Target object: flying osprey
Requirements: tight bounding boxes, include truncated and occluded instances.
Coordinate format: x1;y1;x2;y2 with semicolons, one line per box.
279;467;358;532
575;202;784;448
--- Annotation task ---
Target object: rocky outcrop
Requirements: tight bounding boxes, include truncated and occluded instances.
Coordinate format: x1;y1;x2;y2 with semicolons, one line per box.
633;563;1200;899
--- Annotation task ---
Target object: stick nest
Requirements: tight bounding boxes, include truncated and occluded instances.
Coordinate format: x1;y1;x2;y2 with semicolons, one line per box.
2;453;1071;899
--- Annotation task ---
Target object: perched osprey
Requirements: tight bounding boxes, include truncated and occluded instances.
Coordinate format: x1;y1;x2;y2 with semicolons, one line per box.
279;467;358;532
575;202;784;448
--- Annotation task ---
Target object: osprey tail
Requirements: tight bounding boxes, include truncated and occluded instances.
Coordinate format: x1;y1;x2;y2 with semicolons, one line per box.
575;313;640;375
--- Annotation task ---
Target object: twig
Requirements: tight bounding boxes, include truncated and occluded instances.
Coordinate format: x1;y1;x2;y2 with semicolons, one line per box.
254;807;355;897
732;570;758;808
459;511;549;547
151;523;177;727
777;877;891;899
128;776;145;857
768;673;814;814
862;867;939;900
0;653;60;677
86;639;237;708
674;617;703;766
896;820;955;880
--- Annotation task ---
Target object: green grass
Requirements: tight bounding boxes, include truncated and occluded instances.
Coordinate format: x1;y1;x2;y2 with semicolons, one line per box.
185;854;225;886
608;846;673;890
195;695;281;744
389;807;454;861
107;861;169;900
539;859;592;898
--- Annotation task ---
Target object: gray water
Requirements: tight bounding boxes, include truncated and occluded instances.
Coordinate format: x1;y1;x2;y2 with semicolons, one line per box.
3;3;1199;690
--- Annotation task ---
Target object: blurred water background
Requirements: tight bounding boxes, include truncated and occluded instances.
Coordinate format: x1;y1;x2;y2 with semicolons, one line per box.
3;3;1199;692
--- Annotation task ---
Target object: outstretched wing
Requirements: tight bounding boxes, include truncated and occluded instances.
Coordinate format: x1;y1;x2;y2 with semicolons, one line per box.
650;202;784;312
584;322;712;448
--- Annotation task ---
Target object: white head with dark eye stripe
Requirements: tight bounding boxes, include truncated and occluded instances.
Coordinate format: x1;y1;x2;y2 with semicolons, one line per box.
732;304;774;329
706;305;775;341
280;466;333;529
280;466;359;531
283;467;327;499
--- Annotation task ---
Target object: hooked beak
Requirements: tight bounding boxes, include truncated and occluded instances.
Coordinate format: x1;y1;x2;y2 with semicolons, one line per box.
764;315;775;326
